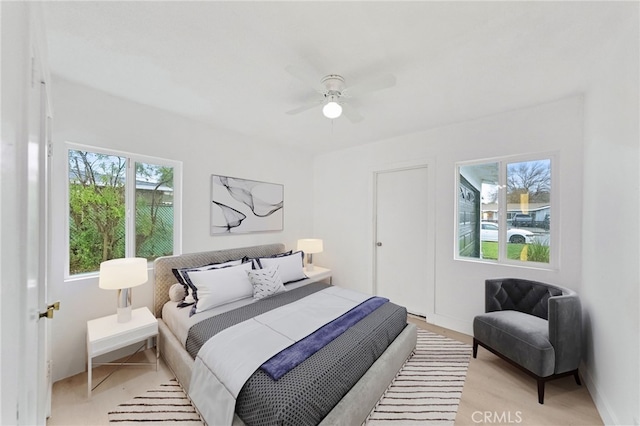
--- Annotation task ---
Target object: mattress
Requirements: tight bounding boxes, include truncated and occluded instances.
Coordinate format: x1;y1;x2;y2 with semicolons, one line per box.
163;282;408;426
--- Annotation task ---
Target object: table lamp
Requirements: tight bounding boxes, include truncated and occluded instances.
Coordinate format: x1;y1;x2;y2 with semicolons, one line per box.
99;257;148;323
297;239;323;272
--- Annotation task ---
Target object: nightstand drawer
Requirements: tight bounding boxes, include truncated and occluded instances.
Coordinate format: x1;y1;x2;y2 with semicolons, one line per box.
89;321;158;357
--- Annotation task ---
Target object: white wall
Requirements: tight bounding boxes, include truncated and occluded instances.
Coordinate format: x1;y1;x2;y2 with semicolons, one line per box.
49;78;315;381
581;9;639;425
313;9;640;422
313;96;584;334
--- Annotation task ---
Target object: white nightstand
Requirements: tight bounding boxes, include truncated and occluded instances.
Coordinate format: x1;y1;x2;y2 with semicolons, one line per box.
86;306;159;397
304;266;332;284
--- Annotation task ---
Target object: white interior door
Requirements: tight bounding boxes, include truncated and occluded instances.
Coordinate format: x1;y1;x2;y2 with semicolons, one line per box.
1;4;51;424
374;166;429;316
28;66;51;426
23;49;45;426
39;82;53;420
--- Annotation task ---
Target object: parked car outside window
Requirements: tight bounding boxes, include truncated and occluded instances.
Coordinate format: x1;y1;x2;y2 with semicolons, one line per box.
481;222;535;244
512;213;533;227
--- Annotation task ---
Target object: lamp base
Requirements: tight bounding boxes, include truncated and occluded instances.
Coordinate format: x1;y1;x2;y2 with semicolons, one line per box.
116;287;132;323
305;253;314;272
116;306;132;323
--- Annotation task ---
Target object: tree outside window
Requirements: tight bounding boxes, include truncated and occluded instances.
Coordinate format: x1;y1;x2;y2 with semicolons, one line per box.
68;148;176;275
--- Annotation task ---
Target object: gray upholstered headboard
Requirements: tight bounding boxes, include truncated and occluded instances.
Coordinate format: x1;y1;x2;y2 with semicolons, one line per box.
152;243;286;317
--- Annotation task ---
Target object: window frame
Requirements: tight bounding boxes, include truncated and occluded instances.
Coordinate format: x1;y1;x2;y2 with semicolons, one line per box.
454;152;558;269
65;142;182;278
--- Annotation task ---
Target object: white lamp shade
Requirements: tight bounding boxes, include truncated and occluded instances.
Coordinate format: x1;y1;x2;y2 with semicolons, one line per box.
297;239;323;254
99;257;148;290
322;101;342;119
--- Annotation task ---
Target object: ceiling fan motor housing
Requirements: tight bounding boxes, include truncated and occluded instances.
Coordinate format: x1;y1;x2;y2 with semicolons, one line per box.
321;74;345;98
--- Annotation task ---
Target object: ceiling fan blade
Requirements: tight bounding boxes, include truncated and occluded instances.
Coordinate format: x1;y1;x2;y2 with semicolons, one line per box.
285;65;324;93
285;99;324;115
343;74;396;97
341;103;364;123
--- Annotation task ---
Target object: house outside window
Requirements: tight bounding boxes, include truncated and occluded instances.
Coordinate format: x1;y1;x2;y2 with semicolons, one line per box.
456;155;554;267
67;145;181;276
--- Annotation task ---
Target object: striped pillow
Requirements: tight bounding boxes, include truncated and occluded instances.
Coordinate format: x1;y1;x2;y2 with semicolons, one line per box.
247;265;286;300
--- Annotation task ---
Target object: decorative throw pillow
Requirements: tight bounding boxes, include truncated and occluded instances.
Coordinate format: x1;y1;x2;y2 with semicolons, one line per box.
256;251;306;284
172;259;243;301
247;265;286;300
169;283;185;302
185;262;254;315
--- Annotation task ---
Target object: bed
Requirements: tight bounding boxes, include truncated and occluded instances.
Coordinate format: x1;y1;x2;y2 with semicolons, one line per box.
153;243;417;425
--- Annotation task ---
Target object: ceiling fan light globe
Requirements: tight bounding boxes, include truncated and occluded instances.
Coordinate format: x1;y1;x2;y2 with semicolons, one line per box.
322;101;342;119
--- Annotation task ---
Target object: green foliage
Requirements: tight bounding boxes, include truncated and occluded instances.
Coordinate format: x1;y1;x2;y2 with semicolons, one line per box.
481;241;548;263
481;241;498;260
69;182;126;274
134;163;174;261
68;150;174;275
481;241;527;260
527;240;550;263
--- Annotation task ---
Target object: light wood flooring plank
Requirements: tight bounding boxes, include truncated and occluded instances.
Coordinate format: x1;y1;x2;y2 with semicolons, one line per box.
408;315;603;426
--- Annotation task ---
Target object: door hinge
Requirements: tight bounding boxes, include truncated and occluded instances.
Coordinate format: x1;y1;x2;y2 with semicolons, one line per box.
48;143;53;158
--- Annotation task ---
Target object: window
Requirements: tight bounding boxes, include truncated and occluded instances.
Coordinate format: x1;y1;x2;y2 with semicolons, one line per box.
456;156;552;266
68;145;181;276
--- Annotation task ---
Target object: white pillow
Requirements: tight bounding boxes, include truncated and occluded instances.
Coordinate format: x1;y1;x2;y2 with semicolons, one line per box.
172;259;243;300
258;252;306;284
186;262;254;314
247;265;286;300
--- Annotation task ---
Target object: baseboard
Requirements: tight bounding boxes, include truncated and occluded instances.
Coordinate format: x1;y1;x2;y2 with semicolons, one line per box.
426;313;472;336
580;363;618;425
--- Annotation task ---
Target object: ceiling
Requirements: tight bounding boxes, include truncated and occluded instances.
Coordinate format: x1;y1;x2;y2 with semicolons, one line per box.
41;1;632;154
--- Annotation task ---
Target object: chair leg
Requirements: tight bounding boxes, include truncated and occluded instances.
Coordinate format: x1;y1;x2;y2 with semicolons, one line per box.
472;338;478;358
574;370;582;386
537;379;545;404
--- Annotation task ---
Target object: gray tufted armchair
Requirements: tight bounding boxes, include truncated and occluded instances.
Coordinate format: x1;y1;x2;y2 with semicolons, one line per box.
473;278;582;404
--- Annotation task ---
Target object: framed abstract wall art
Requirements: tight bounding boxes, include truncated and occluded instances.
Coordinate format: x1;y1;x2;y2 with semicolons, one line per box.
210;174;284;234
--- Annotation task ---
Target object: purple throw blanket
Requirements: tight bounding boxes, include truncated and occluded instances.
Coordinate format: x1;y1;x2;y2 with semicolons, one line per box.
260;296;389;380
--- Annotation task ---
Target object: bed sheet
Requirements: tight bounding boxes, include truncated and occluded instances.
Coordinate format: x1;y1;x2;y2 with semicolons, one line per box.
161;279;318;347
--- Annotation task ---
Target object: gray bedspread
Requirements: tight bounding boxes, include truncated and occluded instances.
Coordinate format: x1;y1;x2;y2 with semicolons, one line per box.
185;283;407;426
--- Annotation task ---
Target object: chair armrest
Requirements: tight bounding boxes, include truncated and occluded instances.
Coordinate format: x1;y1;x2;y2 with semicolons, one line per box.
548;294;582;374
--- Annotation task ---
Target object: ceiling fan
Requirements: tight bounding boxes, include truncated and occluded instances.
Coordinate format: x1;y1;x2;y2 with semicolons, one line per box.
285;65;396;123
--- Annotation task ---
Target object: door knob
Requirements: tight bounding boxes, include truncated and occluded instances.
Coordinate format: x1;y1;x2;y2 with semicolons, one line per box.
39;301;60;320
376;242;382;247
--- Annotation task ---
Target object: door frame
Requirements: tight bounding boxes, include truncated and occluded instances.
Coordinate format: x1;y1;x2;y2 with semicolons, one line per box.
371;159;436;319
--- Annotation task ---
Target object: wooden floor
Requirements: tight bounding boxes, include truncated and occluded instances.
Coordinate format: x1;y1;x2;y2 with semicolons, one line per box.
408;316;603;426
48;317;603;425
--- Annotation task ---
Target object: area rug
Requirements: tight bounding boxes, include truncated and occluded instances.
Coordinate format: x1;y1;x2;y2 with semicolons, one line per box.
107;379;203;425
364;329;472;425
108;329;471;425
